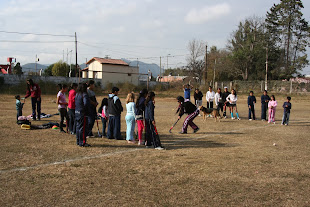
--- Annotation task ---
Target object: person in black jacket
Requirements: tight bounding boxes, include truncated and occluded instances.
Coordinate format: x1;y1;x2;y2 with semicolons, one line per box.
261;90;271;121
222;87;230;118
135;89;148;145
145;92;164;150
194;88;203;108
107;87;123;140
177;96;200;134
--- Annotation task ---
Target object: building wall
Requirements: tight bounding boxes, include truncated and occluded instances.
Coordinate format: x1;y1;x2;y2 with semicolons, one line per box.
87;61;139;86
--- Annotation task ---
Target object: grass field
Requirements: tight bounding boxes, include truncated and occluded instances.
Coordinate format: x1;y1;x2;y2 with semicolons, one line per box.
0;93;310;206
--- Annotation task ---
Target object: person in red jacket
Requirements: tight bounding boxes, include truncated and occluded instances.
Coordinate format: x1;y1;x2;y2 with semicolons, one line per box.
68;83;78;134
25;79;41;120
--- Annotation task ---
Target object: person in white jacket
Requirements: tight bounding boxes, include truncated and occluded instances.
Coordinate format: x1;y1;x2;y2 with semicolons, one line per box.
226;89;240;120
206;86;215;109
214;88;223;116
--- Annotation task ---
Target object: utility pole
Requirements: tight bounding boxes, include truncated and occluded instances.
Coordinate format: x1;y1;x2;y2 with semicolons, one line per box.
213;59;216;88
35;54;37;75
204;45;208;85
75;32;78;81
159;56;162;80
265;46;268;90
66;48;68;64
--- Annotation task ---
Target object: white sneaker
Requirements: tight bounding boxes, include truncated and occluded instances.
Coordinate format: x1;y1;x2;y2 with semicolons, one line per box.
273;122;276;124
155;146;165;150
224;116;227;119
231;117;235;120
237;118;241;120
249;119;252;121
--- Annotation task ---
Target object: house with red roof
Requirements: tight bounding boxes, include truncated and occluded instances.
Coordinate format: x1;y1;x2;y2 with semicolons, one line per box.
82;57;139;86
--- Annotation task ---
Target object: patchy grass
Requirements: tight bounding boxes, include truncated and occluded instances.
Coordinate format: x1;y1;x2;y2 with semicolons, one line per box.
0;93;310;206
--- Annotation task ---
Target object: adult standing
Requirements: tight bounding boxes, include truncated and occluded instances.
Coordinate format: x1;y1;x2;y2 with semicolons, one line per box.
75;83;91;147
87;80;98;137
25;79;41;121
261;90;271;121
206;86;215;109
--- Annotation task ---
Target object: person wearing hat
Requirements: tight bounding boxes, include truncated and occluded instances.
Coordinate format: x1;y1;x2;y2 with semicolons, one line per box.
176;96;200;134
221;86;231;118
107;87;123;140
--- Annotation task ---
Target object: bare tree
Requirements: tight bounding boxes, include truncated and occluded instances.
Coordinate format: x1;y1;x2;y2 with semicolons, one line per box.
186;39;206;83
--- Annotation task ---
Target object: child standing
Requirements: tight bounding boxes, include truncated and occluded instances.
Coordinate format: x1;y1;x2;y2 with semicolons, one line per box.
206;86;215;109
107;87;123;140
125;93;136;144
15;95;25;120
268;95;277;124
135;89;148;145
194;88;203;108
183;84;193;102
145;92;164;150
222;87;230;118
247;91;256;120
98;98;109;137
57;84;69;133
261;90;271;121
68;83;78;135
226;89;240;120
75;83;91;147
214;88;223;116
281;96;292;126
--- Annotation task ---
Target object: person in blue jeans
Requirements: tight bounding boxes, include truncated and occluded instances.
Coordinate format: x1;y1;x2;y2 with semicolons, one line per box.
98;98;109;137
247;91;256;120
125;92;136;144
281;96;292;126
107;87;123;140
75;83;91;147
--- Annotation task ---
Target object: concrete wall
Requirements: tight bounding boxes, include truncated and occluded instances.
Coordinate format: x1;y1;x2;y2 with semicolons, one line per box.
0;74;87;85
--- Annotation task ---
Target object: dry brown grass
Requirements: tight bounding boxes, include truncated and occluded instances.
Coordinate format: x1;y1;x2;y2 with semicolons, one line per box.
0;93;310;207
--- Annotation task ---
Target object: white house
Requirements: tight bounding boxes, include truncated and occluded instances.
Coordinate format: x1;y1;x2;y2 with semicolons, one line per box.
82;57;140;86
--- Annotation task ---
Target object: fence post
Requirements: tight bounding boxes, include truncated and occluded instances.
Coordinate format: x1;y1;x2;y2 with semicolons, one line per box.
215;82;218;89
230;81;233;90
261;81;263;92
290;79;292;94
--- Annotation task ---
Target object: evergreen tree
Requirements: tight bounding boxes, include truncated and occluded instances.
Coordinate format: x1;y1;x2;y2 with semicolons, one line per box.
266;0;310;78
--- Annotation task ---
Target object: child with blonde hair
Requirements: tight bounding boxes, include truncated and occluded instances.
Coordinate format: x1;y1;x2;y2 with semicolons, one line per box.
125;92;136;143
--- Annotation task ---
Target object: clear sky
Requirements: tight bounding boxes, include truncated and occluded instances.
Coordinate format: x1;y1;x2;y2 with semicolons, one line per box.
0;0;309;74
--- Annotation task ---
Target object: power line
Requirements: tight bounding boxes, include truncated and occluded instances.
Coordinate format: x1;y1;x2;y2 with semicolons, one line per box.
0;40;74;43
0;30;74;37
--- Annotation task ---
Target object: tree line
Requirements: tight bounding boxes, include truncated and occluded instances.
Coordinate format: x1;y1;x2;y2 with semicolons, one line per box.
181;0;310;82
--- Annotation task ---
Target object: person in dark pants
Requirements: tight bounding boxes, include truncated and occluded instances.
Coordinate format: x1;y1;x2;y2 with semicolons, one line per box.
107;87;123;140
145;92;164;150
25;79;41;120
215;88;224;116
261;90;270;121
135;89;148;145
68;83;78;134
75;83;91;147
248;91;256;120
177;96;200;134
15;95;24;120
87;80;98;137
222;87;230;118
57;84;69;133
98;98;109;137
281;96;292;126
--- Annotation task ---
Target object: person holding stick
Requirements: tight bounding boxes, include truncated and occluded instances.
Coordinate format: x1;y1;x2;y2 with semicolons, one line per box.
177;96;200;134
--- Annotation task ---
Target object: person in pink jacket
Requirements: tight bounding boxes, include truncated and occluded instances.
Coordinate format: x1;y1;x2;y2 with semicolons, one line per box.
268;95;277;124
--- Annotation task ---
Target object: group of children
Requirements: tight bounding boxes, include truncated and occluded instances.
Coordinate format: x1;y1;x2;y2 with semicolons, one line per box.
184;84;292;125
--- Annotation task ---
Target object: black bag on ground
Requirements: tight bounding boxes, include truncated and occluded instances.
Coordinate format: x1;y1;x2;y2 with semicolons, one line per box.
17;120;31;125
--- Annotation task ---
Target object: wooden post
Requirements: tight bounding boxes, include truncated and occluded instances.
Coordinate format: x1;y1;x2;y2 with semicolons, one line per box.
290;79;292;94
230;81;233;90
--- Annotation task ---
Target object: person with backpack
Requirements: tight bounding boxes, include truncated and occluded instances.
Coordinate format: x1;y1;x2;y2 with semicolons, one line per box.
107;87;123;140
25;79;41;120
177;96;200;134
75;83;91;147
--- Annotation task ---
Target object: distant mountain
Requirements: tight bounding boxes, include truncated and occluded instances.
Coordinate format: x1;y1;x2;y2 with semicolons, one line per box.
122;59;160;77
22;63;49;74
